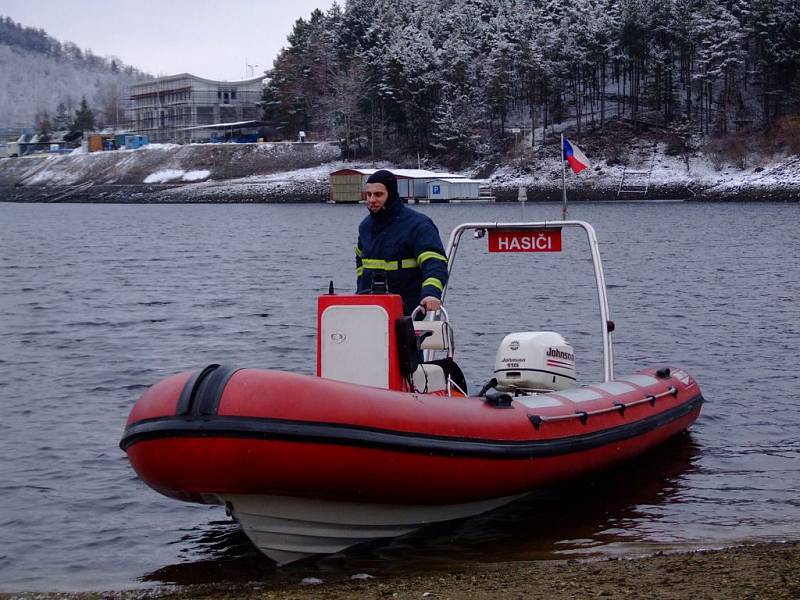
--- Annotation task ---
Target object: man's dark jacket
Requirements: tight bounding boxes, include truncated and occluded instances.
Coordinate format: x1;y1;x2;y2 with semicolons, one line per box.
356;172;448;314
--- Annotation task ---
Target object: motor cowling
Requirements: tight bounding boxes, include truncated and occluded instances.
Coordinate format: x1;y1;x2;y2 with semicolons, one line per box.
494;332;576;391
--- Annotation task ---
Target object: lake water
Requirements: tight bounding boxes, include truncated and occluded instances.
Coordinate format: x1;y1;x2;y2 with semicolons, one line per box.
1;200;798;591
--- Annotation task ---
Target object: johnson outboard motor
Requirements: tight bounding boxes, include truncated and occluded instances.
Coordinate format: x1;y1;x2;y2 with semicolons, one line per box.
494;332;576;391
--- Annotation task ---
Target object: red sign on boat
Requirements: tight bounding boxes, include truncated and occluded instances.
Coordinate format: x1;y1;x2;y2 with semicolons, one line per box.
488;228;562;252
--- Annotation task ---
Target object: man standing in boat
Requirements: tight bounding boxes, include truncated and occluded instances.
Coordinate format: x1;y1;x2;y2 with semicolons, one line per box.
356;169;448;315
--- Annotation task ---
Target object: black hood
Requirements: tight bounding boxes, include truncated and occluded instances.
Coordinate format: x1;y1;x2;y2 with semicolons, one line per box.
366;169;401;218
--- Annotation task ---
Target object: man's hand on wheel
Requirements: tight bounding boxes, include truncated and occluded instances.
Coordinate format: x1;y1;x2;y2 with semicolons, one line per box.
419;296;441;313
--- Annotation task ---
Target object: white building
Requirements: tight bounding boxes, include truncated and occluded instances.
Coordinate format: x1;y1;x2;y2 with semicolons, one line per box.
426;178;487;202
128;73;264;143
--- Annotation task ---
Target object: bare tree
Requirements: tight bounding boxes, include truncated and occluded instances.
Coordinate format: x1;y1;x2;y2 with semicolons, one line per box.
319;60;369;159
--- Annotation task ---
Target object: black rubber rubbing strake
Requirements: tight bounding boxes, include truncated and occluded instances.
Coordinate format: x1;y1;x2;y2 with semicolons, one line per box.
176;364;220;415
194;365;240;416
120;395;704;456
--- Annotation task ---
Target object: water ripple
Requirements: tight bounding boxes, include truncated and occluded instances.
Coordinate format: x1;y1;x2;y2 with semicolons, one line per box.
1;200;798;591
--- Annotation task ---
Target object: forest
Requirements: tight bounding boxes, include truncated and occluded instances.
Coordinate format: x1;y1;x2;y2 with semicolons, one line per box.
262;0;800;162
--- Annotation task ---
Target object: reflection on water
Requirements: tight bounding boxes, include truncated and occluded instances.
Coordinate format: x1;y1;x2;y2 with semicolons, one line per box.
1;201;799;591
143;523;272;586
144;434;699;584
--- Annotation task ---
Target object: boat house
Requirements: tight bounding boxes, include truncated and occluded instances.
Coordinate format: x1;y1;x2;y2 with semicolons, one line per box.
426;178;490;202
329;168;466;203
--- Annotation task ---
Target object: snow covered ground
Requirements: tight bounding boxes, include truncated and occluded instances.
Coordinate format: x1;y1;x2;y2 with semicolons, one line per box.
0;141;341;189
490;141;800;200
153;143;800;202
157;161;353;200
1;139;798;202
143;169;210;183
170;161;351;191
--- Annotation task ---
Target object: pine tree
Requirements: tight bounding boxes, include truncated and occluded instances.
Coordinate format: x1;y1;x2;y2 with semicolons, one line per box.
262;7;342;138
750;0;800;122
54;103;71;131
388;26;441;150
71;96;95;132
431;91;485;161
695;1;746;134
253;0;800;158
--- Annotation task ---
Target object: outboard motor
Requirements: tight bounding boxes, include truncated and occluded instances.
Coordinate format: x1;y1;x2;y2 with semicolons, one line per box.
494;332;576;391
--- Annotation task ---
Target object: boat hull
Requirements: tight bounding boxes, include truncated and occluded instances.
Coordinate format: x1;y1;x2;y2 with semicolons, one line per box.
121;365;703;562
219;492;524;565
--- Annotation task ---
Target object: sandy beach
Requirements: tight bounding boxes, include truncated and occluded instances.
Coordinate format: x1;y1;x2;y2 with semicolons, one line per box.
2;542;797;599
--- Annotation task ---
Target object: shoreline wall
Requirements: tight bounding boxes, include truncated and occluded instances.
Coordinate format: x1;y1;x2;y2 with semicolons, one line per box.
3;181;798;203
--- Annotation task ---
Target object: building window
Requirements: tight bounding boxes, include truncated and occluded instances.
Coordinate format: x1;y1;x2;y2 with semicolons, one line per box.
197;106;214;125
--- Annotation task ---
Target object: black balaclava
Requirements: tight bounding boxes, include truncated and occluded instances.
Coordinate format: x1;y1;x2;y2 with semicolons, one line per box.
366;170;401;218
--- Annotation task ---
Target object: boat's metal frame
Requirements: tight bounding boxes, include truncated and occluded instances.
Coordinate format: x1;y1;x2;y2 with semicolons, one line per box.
441;220;615;382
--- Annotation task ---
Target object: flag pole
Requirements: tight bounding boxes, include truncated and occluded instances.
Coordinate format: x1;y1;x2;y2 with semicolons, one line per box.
561;133;568;220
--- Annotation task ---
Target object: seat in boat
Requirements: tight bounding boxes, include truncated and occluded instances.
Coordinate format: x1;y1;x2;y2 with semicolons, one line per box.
412;362;449;393
412;319;466;393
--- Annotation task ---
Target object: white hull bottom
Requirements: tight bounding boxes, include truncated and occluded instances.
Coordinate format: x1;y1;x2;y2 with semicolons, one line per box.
218;492;524;565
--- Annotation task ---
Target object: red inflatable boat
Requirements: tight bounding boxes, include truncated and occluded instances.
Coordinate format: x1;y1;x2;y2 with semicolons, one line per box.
121;221;704;564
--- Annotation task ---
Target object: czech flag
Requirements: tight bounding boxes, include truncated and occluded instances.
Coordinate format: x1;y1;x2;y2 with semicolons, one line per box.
563;138;590;174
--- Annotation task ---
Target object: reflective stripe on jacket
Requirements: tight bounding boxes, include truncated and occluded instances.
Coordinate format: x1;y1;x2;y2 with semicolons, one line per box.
356;203;448;314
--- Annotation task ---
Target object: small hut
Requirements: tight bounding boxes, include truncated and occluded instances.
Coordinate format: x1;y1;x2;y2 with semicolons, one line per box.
427;179;484;202
329;168;465;203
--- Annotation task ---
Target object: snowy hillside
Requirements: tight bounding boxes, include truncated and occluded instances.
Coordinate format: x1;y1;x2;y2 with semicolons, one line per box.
489;144;800;201
0;141;340;192
0;16;148;128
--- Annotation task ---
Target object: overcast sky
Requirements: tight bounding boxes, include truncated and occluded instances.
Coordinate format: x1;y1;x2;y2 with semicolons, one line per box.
1;0;337;81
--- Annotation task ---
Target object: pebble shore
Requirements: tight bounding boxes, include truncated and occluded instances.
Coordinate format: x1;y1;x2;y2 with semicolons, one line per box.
3;542;798;599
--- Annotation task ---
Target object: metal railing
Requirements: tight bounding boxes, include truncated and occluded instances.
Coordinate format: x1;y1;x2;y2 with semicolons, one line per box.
441;221;615;382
